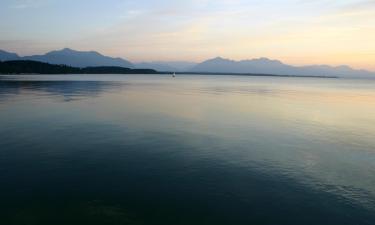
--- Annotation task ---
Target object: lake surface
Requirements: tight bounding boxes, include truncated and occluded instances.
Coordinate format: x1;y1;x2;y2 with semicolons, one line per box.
1;74;375;225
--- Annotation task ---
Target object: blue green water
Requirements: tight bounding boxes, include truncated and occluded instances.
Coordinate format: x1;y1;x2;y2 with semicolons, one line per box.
1;74;375;225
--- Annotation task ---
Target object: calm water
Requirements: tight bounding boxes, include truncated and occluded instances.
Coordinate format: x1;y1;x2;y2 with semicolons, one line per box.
1;74;375;225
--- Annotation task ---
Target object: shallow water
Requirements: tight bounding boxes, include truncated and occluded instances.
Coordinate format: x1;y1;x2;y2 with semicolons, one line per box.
1;74;375;225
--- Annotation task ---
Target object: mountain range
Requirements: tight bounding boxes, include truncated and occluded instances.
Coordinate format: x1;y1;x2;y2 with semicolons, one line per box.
0;48;373;77
0;48;134;68
191;57;374;78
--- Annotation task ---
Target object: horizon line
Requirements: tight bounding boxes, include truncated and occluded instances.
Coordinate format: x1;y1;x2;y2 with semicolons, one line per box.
1;47;373;72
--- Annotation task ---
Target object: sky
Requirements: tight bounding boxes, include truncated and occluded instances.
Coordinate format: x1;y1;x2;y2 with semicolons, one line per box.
0;0;374;70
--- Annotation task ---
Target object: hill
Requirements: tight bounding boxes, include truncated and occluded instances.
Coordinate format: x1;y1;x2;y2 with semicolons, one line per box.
0;60;157;74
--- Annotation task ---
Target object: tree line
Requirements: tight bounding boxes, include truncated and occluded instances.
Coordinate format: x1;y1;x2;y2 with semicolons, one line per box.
0;60;158;74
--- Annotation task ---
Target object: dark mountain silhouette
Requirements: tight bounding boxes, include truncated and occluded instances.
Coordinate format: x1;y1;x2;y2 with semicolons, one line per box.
0;50;20;61
22;48;134;68
0;60;157;74
191;57;374;78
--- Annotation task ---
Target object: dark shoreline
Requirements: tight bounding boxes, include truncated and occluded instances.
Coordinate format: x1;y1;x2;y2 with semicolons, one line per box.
0;73;338;79
0;72;338;79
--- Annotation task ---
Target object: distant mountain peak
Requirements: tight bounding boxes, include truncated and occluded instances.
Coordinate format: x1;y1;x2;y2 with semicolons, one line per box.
248;58;283;66
254;57;275;62
52;48;100;55
335;65;352;70
201;57;235;65
21;48;134;68
62;47;73;51
210;56;231;61
52;48;77;53
0;49;20;61
0;49;16;54
207;57;283;65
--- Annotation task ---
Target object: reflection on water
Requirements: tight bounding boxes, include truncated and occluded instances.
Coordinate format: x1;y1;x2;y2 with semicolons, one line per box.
0;80;125;102
0;74;375;225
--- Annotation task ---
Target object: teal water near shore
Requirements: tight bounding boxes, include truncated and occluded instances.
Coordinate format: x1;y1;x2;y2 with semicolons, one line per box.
1;74;375;225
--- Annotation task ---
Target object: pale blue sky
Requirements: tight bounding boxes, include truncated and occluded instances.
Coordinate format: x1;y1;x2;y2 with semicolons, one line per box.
1;0;374;69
